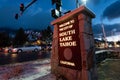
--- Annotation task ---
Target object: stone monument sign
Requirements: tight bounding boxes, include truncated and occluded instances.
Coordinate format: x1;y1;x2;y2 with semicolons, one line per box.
51;6;97;80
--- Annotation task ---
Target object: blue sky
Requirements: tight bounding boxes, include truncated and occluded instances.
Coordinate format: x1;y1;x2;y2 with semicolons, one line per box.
0;0;120;32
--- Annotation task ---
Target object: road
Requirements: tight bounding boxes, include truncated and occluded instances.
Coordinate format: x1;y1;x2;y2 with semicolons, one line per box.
0;47;119;65
0;50;51;65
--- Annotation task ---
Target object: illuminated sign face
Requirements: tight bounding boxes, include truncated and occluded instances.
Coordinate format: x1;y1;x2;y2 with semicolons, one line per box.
58;17;81;70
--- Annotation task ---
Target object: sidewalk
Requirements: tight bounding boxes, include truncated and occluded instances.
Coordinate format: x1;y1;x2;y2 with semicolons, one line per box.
35;73;56;80
0;58;53;80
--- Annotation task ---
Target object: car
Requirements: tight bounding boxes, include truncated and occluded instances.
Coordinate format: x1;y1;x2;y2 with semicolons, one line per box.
6;45;41;53
46;45;52;50
0;48;3;52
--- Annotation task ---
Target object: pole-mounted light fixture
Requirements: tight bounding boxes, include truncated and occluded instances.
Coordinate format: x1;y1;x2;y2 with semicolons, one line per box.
82;0;87;6
76;0;79;8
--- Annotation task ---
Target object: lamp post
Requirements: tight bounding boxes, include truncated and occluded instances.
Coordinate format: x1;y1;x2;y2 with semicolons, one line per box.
82;0;87;6
76;0;79;8
101;22;108;48
76;0;87;8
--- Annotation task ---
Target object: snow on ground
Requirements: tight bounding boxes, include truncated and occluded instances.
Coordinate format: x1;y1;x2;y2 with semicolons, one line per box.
0;59;51;80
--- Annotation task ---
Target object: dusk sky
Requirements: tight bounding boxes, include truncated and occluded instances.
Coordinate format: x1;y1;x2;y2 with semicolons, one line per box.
0;0;120;33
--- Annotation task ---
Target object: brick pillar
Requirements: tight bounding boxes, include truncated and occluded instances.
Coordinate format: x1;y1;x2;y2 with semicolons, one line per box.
51;24;59;74
51;6;97;80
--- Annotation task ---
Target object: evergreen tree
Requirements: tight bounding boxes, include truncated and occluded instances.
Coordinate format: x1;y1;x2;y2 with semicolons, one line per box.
14;28;28;46
0;32;11;47
41;26;53;44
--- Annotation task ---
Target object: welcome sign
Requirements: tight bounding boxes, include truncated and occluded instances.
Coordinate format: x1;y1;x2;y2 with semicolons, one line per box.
58;17;81;70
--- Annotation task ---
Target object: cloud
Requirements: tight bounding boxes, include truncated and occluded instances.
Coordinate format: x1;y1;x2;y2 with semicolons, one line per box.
93;23;120;35
102;0;120;20
86;0;101;5
91;0;101;5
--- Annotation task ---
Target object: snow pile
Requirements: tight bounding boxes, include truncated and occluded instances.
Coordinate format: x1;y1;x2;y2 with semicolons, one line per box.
0;59;51;80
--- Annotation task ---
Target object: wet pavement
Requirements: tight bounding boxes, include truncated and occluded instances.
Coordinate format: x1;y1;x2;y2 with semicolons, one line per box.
0;50;51;65
0;58;51;80
35;73;56;80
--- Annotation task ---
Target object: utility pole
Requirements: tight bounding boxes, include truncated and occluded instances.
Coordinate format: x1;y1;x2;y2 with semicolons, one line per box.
101;21;108;48
111;29;117;48
51;0;62;19
76;0;79;8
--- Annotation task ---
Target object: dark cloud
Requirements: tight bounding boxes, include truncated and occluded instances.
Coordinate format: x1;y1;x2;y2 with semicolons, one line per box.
88;0;110;5
93;23;120;35
91;0;101;5
86;0;101;5
102;0;120;20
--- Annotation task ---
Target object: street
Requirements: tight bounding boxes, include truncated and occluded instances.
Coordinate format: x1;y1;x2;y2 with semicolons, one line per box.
0;50;52;80
0;49;120;80
0;50;51;65
0;58;51;80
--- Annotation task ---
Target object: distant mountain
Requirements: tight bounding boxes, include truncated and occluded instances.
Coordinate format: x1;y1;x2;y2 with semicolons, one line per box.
0;27;42;33
0;27;17;33
0;25;52;34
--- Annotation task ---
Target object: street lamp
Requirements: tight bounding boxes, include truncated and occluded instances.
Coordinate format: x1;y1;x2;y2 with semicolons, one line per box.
76;0;79;8
82;0;87;6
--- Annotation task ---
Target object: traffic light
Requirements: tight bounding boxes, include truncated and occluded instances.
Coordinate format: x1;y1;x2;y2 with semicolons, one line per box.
15;13;19;20
51;0;62;18
14;1;37;19
20;3;24;12
51;9;60;18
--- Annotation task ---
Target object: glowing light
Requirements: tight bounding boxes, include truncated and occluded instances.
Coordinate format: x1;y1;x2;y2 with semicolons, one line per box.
82;0;87;5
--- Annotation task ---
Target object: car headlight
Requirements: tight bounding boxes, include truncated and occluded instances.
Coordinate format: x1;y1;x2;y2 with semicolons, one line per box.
12;48;17;52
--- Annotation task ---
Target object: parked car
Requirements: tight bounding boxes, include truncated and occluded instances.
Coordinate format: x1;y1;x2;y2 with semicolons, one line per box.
46;45;52;50
5;45;41;53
